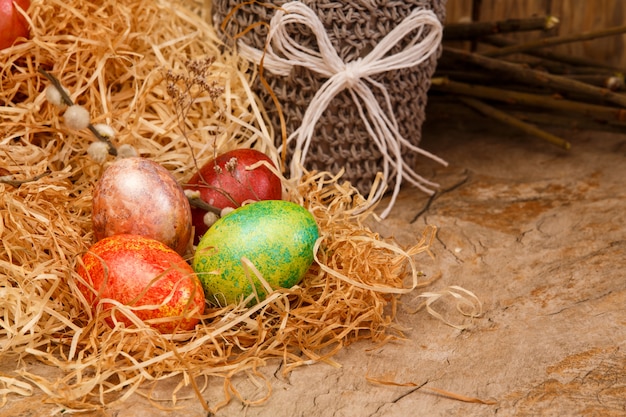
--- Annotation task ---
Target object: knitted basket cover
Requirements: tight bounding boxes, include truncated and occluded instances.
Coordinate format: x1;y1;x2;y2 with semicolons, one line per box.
212;0;446;195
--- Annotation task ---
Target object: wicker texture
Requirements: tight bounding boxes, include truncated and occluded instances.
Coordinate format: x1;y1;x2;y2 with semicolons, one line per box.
213;0;446;195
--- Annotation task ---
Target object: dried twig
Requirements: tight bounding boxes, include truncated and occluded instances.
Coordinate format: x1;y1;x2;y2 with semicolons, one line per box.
443;16;559;41
481;35;626;73
458;97;571;149
0;171;51;187
564;73;624;90
507;109;626;133
442;47;626;108
436;13;626;151
430;77;626;123
483;24;626;58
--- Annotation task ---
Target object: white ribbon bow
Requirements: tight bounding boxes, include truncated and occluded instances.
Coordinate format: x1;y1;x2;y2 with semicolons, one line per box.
238;1;447;218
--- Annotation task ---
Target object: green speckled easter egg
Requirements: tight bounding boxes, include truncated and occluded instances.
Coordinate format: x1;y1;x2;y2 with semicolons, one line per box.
192;200;319;306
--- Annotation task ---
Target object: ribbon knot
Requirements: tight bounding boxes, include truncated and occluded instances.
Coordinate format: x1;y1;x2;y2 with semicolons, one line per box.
237;1;447;218
342;60;363;88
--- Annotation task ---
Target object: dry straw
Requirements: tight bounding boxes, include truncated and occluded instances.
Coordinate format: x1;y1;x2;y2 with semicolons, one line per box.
0;0;479;412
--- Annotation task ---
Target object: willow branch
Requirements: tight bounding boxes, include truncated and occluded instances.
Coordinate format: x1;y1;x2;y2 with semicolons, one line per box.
185;193;222;215
38;68;118;156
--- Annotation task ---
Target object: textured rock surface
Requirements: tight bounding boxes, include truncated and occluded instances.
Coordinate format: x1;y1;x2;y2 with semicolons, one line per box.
3;103;625;416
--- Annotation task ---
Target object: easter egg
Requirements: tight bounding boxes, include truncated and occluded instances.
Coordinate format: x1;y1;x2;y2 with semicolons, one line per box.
192;200;319;306
0;0;30;50
184;149;282;243
92;157;192;255
77;234;205;333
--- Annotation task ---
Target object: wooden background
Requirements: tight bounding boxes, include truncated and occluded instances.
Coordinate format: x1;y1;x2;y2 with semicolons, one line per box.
445;0;626;69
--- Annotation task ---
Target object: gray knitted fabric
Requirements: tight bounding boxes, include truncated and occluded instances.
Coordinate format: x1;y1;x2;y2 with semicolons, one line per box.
212;1;446;195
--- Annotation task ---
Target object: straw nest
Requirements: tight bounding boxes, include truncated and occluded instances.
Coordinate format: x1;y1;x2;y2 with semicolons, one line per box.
0;0;479;412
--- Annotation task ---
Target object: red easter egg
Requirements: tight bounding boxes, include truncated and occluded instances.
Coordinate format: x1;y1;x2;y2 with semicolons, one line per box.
0;0;30;50
184;149;282;242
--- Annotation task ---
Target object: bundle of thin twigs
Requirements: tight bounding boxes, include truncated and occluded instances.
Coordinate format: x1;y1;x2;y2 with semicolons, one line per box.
431;14;626;149
0;0;479;412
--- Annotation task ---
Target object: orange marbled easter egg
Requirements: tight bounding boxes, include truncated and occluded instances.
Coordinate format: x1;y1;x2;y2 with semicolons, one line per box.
77;234;205;333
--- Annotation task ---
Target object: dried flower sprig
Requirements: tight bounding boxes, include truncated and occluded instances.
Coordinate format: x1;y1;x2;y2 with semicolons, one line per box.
164;57;224;161
164;57;232;225
165;57;224;110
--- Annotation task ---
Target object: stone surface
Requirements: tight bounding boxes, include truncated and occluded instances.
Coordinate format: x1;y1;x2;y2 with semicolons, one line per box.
3;102;625;416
